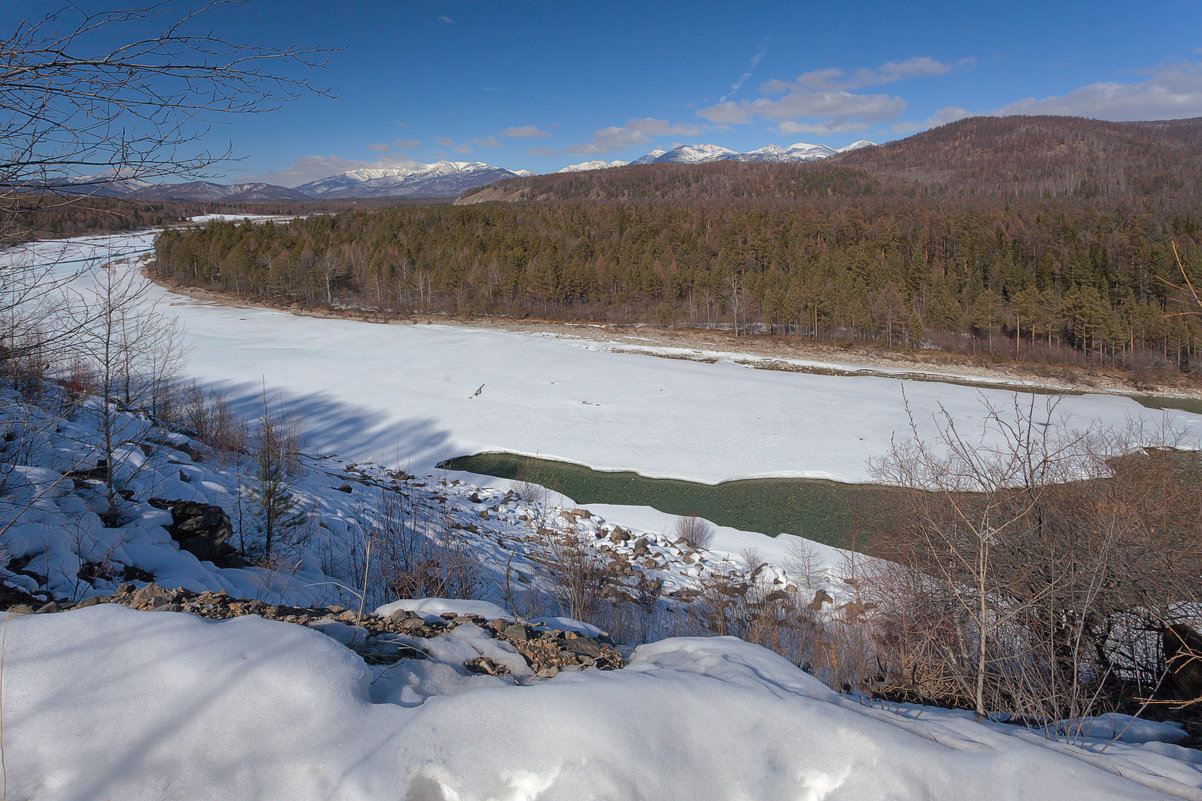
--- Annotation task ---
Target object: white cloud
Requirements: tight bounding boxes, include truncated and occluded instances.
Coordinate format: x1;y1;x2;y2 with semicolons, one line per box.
434;136;474;154
788;56;952;91
627;117;700;136
997;59;1202;120
244;154;420;187
695;56;965;134
438;15;453;24
720;40;769;103
504;125;552;138
892;105;972;134
564;126;649;155
367;137;421;153
696;101;749;125
778;119;869;136
526;146;559;157
472;136;501;148
700;90;904;128
563;117;700;155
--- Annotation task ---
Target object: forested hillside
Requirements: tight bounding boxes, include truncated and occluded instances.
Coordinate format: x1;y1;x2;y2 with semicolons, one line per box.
2;195;424;247
151;117;1202;375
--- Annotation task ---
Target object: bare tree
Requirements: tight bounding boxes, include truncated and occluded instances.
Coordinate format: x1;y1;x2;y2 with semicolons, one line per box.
1;2;326;387
1;3;328;217
57;264;181;519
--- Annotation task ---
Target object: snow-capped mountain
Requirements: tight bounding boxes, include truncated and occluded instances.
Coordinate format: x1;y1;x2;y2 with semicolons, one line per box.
558;160;629;173
731;143;838;162
561;141;877;172
630;148;669;165
107;141;881;199
296;161;522;199
130;181;310;202
838;140;875;153
654;144;740;164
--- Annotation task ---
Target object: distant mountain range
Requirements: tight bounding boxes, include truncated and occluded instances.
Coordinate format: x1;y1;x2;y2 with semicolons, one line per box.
57;140;876;202
561;140;874;172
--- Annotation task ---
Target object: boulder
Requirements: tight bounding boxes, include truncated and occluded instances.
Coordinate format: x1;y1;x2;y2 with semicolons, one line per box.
1164;624;1202;701
148;498;237;565
807;589;833;611
562;636;602;658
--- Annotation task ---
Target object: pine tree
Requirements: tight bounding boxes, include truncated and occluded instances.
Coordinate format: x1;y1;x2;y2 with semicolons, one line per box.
249;395;306;561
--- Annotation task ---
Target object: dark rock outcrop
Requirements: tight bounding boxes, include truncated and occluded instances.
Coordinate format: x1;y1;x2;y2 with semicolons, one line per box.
147;499;239;566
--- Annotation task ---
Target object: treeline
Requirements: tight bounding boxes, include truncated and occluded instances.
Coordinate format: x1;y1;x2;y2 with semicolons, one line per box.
1;196;210;247
2;195;416;247
153;187;1202;374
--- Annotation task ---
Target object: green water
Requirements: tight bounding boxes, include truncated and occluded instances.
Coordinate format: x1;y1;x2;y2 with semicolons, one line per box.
440;452;905;555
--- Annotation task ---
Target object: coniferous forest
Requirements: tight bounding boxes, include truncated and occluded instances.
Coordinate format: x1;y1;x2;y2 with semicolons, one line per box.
151;116;1202;376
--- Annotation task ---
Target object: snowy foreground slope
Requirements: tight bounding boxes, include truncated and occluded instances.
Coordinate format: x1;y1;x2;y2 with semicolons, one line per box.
8;606;1201;801
6;390;1198;800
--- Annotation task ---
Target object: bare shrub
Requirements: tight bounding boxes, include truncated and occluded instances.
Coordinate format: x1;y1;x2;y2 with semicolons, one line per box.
864;394;1202;729
674;513;713;549
177;382;248;464
542;526;610;623
512;479;545;504
368;487;482;605
785;538;824;590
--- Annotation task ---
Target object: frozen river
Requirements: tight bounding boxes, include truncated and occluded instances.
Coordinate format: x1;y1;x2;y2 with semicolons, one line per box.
15;226;1202;484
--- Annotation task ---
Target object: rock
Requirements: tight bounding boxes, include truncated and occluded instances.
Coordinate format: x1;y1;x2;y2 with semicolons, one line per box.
631;537;650;557
147;498;237;565
465;656;509;676
132;583;172;608
504;623;532;642
838;600;876;620
75;596;102;609
562;637;602;658
807;589;833;611
1164;624;1202;700
336;484;353;493
608;528;631;544
569;508;592;520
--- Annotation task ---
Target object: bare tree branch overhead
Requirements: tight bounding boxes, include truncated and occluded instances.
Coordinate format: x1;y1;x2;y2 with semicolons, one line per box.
0;1;330;238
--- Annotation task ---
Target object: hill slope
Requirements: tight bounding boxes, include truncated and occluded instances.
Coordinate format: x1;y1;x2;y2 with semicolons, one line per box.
458;115;1202;206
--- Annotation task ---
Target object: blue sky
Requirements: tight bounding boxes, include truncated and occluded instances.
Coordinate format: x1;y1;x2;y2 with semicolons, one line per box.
10;1;1202;185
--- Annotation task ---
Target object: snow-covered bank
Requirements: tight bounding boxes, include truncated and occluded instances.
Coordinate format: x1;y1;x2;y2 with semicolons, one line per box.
10;228;1201;485
6;604;1198;801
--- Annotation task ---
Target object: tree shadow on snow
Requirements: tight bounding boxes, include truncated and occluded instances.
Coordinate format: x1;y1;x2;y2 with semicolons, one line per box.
201;380;456;471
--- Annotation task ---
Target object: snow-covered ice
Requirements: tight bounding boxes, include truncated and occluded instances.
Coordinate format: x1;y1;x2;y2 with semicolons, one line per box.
9;228;1199;487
